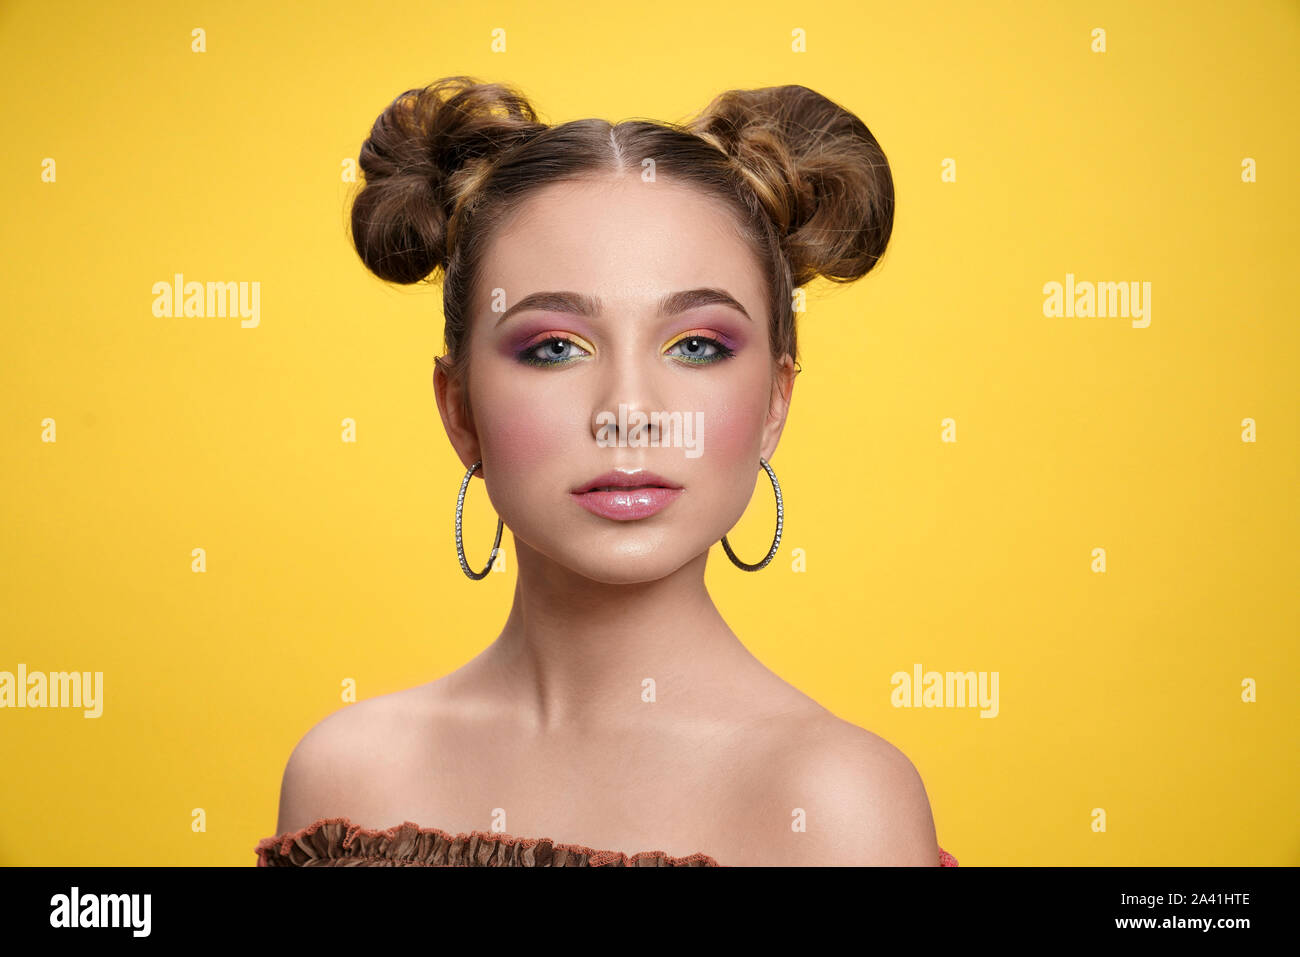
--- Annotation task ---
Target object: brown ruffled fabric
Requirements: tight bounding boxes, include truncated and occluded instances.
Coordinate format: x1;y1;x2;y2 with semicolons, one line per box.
256;816;959;867
255;817;721;867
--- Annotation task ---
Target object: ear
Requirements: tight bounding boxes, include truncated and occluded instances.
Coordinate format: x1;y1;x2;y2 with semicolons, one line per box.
433;357;483;472
759;354;797;463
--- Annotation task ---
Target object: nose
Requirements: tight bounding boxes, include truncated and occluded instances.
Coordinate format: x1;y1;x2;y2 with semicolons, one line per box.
589;346;666;447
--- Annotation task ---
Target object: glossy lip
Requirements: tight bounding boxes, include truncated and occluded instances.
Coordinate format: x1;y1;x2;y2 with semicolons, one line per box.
570;469;684;521
571;469;683;494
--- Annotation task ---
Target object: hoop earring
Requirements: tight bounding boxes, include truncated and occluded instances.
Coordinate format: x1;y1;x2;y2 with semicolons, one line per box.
455;460;504;580
720;457;783;571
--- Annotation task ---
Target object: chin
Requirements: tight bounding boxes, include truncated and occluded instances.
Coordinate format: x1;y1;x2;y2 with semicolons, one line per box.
541;537;698;585
574;563;680;586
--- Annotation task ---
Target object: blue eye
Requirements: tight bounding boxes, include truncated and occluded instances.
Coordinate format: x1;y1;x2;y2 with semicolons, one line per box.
517;336;592;367
665;335;735;364
516;334;736;368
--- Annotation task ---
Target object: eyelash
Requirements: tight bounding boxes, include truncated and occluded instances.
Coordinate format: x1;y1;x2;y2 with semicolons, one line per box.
516;334;736;367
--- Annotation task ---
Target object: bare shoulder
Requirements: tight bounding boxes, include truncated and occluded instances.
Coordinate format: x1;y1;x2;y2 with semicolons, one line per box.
271;683;436;836
731;708;940;866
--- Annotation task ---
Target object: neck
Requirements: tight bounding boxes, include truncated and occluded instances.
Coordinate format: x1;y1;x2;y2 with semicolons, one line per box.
477;537;755;734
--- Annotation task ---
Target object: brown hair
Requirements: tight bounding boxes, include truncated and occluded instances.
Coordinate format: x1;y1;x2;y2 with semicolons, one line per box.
348;76;893;419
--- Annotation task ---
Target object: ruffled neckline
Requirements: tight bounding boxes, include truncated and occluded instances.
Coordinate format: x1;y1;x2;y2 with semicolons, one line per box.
256;816;722;867
256;816;959;867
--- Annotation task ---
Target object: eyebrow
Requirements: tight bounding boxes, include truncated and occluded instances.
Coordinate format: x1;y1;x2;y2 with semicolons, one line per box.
494;287;752;326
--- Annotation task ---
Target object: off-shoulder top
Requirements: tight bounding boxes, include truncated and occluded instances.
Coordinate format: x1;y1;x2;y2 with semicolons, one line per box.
256;817;960;867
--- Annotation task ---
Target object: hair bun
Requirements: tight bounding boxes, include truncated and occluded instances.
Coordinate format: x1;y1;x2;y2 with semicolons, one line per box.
688;85;894;288
350;76;547;284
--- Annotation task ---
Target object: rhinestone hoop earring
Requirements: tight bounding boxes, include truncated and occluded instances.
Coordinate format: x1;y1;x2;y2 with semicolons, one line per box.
455;460;504;580
720;457;783;571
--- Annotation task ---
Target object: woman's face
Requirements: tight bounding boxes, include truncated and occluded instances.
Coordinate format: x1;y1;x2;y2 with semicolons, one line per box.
436;173;795;584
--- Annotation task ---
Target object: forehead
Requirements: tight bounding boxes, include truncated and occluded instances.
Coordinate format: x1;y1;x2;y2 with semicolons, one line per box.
477;175;768;319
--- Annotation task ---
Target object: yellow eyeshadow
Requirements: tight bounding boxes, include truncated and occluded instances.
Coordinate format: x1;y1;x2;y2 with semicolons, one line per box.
564;332;596;353
530;331;595;353
663;330;712;351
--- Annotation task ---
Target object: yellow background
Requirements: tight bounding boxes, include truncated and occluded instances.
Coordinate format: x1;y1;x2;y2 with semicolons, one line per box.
1;0;1296;866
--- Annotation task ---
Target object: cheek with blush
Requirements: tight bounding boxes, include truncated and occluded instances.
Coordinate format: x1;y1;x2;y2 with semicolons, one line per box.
473;395;579;486
699;393;767;469
470;394;575;543
467;346;580;475
476;401;561;475
469;374;593;542
690;394;771;533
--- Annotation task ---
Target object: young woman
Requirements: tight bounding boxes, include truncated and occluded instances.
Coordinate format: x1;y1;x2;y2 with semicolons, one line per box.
257;76;957;867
